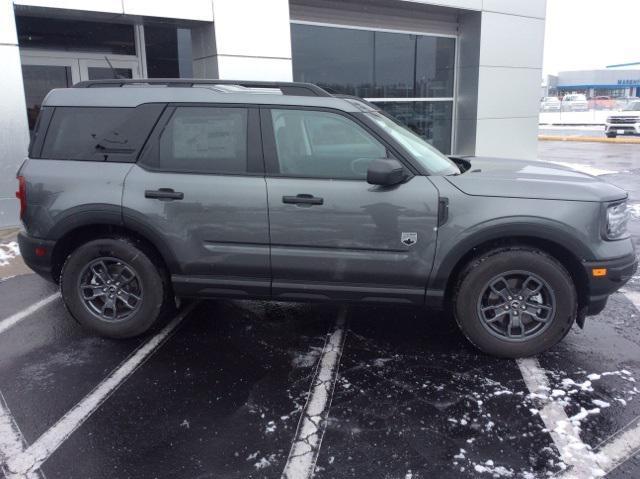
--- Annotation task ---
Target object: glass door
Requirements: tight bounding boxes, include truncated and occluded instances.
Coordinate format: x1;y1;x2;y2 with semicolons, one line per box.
20;56;80;132
20;53;142;133
79;58;141;81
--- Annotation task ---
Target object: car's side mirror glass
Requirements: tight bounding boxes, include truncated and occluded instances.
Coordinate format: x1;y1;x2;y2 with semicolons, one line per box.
366;159;405;186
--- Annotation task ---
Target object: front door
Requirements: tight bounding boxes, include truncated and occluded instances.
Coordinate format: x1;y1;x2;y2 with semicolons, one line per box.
123;105;271;298
262;107;439;304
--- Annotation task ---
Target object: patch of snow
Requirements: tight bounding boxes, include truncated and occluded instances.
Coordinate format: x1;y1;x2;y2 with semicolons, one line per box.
473;461;514;477
254;453;277;470
265;421;276;433
453;448;466;460
592;399;610;408
628;203;640;220
291;346;322;368
0;242;20;267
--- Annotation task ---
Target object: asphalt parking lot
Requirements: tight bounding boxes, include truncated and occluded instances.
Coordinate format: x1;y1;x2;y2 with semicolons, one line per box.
1;141;639;479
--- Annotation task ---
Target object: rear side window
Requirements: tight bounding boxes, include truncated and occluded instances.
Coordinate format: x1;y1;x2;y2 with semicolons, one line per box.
40;104;164;162
157;107;248;174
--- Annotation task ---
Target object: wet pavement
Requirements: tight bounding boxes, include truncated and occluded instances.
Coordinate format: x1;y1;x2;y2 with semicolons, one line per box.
0;141;639;479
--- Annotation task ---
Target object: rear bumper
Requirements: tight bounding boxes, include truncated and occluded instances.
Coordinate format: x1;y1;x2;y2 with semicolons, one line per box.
17;232;57;282
584;253;638;315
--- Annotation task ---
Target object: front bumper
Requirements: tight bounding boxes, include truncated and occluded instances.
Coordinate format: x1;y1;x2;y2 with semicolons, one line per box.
605;123;640;135
17;232;57;283
583;253;638;315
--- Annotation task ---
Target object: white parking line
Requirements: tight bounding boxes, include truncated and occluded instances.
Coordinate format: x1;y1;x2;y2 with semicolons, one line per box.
596;419;640;476
515;289;640;479
0;293;60;337
517;358;606;478
281;307;347;479
0;302;197;478
0;392;42;479
625;290;640;311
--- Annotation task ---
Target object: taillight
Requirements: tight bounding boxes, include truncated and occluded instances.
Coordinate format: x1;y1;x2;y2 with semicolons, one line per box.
16;175;26;220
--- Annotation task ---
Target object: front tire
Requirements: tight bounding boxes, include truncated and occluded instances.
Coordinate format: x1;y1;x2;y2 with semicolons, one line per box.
454;248;577;358
61;237;170;338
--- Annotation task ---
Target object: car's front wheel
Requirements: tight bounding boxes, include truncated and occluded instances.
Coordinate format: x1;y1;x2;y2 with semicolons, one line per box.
454;247;577;358
60;237;171;338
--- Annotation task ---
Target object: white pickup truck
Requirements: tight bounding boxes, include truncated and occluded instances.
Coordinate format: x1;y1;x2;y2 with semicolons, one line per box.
605;100;640;138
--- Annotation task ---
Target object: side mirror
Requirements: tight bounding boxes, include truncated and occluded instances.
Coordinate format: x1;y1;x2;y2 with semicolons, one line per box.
366;159;405;186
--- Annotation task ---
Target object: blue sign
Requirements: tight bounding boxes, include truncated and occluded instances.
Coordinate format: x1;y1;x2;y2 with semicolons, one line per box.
618;79;640;86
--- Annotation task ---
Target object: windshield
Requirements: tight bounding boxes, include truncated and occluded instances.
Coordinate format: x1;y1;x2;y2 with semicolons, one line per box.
623;101;640;111
365;111;459;175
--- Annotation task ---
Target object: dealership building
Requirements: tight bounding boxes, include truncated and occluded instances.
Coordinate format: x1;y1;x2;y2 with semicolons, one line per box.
0;0;546;227
546;63;640;98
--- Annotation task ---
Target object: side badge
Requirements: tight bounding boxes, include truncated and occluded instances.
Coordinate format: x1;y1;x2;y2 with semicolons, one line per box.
401;232;418;246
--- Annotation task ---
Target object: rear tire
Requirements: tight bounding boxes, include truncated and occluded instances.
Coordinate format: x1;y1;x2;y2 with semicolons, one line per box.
60;237;170;338
454;247;577;358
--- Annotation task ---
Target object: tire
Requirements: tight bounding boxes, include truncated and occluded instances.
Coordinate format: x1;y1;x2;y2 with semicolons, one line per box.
454;247;577;358
60;237;170;338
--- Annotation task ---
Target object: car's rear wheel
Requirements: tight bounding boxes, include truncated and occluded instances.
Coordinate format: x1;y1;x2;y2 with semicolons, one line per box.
454;247;577;358
60;237;170;338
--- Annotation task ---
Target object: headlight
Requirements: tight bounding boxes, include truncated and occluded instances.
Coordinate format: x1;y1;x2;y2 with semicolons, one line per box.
605;201;630;240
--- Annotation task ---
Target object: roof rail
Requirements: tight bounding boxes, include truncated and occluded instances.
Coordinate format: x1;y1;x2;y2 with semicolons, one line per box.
72;79;332;97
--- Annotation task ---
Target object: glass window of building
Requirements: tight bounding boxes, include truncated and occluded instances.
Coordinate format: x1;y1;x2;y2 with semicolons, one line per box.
145;24;193;78
16;16;135;55
373;32;415;98
292;23;456;153
291;23;374;97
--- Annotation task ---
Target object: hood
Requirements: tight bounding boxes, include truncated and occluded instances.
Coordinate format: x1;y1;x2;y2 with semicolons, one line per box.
609;111;640;118
446;157;627;202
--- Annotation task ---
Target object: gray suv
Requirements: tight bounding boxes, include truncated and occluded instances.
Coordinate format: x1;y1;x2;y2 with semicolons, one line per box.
17;80;637;358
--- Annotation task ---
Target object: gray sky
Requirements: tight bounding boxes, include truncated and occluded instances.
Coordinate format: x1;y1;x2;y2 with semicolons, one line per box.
543;0;640;76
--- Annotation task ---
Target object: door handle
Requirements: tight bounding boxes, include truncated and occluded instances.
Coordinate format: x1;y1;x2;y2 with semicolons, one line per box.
145;188;184;200
282;194;324;206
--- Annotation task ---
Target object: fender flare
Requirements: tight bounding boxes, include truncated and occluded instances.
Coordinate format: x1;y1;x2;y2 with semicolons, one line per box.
48;204;180;274
428;218;594;294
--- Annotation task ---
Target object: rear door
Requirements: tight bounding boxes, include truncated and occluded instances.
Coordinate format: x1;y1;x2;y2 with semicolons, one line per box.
122;104;271;298
262;107;439;304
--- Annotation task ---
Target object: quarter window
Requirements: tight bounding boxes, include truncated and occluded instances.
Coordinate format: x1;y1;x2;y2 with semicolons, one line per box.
271;109;387;179
158;107;248;174
40;105;162;161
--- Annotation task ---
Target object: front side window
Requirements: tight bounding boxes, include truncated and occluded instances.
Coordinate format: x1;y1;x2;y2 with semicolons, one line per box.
271;109;387;180
158;107;248;174
365;111;458;175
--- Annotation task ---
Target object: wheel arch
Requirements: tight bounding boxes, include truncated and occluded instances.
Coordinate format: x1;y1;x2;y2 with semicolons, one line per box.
430;223;592;312
50;215;179;283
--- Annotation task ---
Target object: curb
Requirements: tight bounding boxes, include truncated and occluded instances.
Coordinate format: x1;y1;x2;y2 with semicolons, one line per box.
538;135;640;144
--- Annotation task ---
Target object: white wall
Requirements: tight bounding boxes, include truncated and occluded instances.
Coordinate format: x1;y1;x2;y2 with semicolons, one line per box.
0;0;29;228
211;0;293;81
473;3;546;159
14;0;214;20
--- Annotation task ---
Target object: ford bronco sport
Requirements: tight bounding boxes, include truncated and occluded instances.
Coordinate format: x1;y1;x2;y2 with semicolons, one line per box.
17;79;637;358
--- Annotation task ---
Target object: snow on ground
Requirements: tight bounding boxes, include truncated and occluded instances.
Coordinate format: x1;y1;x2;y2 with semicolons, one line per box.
545;161;618;177
448;368;638;478
629;203;640;220
0;241;20;266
